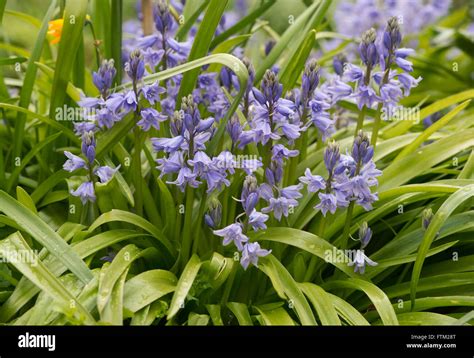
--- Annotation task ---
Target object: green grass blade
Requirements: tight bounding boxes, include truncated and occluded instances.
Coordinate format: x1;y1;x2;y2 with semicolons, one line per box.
209;0;276;48
176;0;228;101
48;0;88;117
124;270;177;314
258;255;317;325
0;190;92;283
279;30;316;92
0;232;95;324
298;283;341;325
322;279;399;325
12;0;56;162
394;100;471;162
410;185;474;308
226;302;253;325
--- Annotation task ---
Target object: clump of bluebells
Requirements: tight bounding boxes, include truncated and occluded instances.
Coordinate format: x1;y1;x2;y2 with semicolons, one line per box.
65;7;419;273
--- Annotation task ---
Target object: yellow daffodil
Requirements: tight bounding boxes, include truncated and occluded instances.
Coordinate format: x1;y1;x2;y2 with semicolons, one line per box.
47;15;91;45
47;18;64;45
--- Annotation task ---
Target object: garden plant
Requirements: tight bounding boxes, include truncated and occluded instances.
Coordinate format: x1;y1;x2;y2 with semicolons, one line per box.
0;0;473;327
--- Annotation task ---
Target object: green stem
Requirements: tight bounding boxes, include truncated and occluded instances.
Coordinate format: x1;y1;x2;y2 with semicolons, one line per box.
340;201;355;249
221;261;238;305
180;186;195;269
354;106;367;136
132;127;144;216
303;217;326;282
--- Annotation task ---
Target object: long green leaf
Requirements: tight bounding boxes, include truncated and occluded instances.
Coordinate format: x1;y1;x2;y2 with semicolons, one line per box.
258;255;317;325
410;185;474;308
167;254;202;320
0;190;92;283
176;0;228;101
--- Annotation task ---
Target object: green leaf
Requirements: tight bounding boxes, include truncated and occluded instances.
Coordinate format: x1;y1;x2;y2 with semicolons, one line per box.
258;255;317;325
7;132;61;192
167;254;202;320
327;293;370;325
394;100;471;162
97;244;142;314
12;0;56;161
209;0;276;48
176;0;228;101
0;103;79;144
227;302;253;326
0;190;92;283
110;0;122;85
88;209;174;256
379;129;474;191
0;230;146;322
206;304;223;326
254;305;295;325
49;0;88;116
395;312;459;325
124;270;177;313
298;283;341;325
322;279;399;325
279;30;316;92
254;227;358;277
410;185;474;308
255;0;330;82
175;0;210;41
381;89;474;138
0;232;95;324
15;186;37;214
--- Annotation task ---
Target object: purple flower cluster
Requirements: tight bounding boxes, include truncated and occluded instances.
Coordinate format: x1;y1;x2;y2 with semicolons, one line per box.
213;175;271;270
334;0;451;41
339;19;422;112
299;131;381;216
152;96;261;193
63;129;119;204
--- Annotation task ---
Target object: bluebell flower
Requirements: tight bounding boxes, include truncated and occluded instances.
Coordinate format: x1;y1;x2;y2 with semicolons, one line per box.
422;208;433;231
138;108;167;131
213;223;249;251
73;121;97;135
324;141;341;174
94;165;120;184
81;131;96;164
156;151;184;175
142;47;165;68
96;107;115;129
93;59;116;96
262;196;298;221
126;49;145;81
167;165;201;192
315;192;338;216
359;222;372;249
63;151;87;172
348;249;378;274
152;136;184;153
271;144;299;164
299;168;326;192
301;59;320;102
359;28;378;68
248;209;269;231
141;81;165;105
397;73;422;96
241;175;259;215
71;181;96;204
204;199;222;229
226;116;242;144
309;98;335;141
123;90;138;113
240;242;271;270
